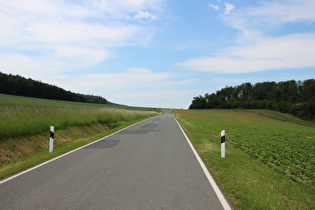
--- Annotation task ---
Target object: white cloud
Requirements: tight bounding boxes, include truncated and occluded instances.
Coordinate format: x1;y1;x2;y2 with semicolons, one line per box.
24;21;147;47
111;89;199;108
0;53;59;80
56;47;112;67
0;2;153;48
224;2;234;15
135;11;157;20
209;4;220;11
180;57;281;74
179;33;315;73
57;68;174;93
223;0;315;41
243;0;315;25
0;0;162;75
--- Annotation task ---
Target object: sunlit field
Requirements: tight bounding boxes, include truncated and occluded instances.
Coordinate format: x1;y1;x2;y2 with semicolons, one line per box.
0;106;151;139
175;109;315;209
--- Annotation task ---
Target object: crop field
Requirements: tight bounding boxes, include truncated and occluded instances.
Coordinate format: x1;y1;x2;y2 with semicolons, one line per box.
174;109;315;209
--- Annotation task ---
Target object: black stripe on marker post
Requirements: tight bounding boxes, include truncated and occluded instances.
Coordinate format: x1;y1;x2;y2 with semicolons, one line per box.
221;135;225;143
221;130;225;158
49;126;54;153
50;129;54;139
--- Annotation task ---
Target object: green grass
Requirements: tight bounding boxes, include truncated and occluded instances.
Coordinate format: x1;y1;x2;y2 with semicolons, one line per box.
175;109;315;209
0;94;159;139
0;93;162;112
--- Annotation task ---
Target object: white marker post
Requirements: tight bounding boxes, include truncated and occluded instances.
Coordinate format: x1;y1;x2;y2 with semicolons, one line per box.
49;126;54;153
221;130;225;158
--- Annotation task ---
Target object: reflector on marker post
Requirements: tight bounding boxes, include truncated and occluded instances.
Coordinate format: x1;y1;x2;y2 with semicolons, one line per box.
221;130;225;158
49;126;54;153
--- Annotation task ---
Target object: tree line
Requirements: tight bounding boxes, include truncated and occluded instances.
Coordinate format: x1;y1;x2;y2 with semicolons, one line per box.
189;79;315;120
0;72;110;105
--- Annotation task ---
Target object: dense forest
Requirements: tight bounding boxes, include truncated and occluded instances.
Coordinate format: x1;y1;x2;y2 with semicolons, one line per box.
189;79;315;120
0;72;110;105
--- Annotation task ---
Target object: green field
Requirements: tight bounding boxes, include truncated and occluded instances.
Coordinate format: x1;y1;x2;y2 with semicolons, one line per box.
174;109;315;209
0;93;162;112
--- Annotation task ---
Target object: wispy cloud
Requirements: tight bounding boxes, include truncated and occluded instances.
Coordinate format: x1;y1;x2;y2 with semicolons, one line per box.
223;0;315;40
209;4;220;11
180;0;315;74
0;53;59;77
224;2;234;15
91;0;163;19
56;68;174;93
111;89;203;108
135;11;157;20
239;0;315;25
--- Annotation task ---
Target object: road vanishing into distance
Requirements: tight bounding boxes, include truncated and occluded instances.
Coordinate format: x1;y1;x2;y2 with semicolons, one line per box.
1;110;231;209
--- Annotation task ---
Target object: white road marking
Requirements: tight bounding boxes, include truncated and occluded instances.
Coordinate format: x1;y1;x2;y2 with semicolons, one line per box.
173;117;232;210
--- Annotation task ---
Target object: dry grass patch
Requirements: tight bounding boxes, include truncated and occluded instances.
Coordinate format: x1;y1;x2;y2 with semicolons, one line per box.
0;123;110;165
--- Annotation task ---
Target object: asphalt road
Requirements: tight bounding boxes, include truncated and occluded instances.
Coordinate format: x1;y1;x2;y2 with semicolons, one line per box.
0;110;231;209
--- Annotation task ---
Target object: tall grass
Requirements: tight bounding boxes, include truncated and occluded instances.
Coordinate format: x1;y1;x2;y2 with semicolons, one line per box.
0;105;151;139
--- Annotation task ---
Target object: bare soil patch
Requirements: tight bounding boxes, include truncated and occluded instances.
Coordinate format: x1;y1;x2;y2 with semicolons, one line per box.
234;111;269;119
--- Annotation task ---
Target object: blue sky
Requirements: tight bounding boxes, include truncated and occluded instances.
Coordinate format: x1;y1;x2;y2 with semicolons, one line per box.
0;0;315;109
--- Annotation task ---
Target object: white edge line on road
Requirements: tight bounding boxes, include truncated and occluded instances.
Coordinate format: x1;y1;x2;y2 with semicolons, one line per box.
0;118;152;185
173;117;232;210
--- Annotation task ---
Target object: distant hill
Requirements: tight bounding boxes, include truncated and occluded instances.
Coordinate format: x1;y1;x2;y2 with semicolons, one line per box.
0;72;110;105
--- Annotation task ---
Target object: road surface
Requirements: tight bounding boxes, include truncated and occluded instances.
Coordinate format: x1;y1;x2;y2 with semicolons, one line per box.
0;110;231;209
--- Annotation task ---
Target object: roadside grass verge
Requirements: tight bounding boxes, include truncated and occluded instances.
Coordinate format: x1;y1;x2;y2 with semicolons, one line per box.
0;119;148;180
175;109;315;209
